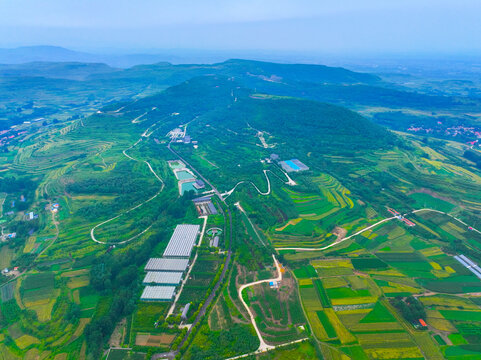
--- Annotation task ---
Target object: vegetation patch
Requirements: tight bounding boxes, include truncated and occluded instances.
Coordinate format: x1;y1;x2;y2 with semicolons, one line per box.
352;257;388;270
360;301;396;323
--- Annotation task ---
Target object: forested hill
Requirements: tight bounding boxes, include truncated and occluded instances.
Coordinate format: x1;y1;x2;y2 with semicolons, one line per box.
100;75;395;154
214;95;396;153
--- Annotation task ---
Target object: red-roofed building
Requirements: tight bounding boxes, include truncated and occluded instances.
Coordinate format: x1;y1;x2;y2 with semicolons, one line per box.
419;319;427;327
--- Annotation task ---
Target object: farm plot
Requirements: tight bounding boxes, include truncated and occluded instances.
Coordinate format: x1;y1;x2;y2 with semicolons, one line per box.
250;276;307;344
135;332;176;347
20;272;59;320
312;259;354;277
132;303;169;333
178;254;223;307
271;183;365;248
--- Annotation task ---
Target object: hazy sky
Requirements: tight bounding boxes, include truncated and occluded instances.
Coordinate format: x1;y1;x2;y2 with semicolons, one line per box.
1;0;480;54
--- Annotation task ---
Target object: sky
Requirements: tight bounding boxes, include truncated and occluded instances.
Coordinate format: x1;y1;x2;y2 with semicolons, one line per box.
0;0;480;55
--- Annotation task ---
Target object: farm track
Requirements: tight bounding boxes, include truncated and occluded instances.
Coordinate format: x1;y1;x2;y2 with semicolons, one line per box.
90;129;165;245
276;208;481;252
226;255;308;359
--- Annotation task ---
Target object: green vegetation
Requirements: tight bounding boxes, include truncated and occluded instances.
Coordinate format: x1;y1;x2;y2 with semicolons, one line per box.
1;57;481;360
360;301;396;323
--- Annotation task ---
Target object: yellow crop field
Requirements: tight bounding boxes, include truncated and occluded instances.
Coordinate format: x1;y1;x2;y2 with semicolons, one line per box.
382;282;420;294
321;344;351;360
15;334;40;349
445;266;456;273
29;299;56;322
336;308;371;315
324;308;356;344
368;269;405;277
300;287;323;310
322;277;348;289
312;259;352;268
420;295;479;309
429;261;442;270
420;247;443;257
23;236;37;254
275;217;302;231
426;309;456;332
307;311;328;340
364;346;423;360
331;296;378;306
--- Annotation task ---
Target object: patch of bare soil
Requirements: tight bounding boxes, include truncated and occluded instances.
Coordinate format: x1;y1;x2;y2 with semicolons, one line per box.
332;226;347;241
109;318;126;347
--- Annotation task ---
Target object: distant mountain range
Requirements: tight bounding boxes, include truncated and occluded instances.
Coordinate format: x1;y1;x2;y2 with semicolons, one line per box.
0;45;232;68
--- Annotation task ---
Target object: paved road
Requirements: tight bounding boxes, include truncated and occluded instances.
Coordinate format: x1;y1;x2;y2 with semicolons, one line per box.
277;216;395;252
168;142;224;201
276;208;481;252
225;338;309;360
162;142;234;357
222;168;295;199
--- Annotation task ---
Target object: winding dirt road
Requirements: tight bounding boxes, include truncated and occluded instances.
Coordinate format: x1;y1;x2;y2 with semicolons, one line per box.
90;134;164;245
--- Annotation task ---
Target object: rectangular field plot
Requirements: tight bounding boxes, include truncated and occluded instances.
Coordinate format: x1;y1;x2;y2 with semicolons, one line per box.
316;311;336;338
363;346;424;360
439;310;481;322
300;287;323;310
132;303;169;332
107;349;146;360
135;332;176;347
357;332;414;348
21;272;54;291
351;257;388;271
326;287;371;299
293;265;317;279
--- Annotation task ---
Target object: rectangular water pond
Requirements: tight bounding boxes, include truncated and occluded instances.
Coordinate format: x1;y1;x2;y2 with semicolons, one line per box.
175;170;196;181
181;181;199;195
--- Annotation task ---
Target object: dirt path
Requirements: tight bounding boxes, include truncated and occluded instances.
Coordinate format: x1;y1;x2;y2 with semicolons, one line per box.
237;255;283;353
90;132;165;245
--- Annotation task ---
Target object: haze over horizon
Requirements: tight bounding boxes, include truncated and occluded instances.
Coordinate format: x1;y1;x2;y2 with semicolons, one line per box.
1;0;480;57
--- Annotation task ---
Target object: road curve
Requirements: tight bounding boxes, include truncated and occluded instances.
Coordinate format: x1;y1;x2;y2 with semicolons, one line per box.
223;168;295;199
238;254;282;352
276;208;481;252
90;137;164;245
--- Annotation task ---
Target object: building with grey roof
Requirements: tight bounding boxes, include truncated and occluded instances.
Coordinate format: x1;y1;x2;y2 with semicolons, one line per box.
144;258;189;272
141;286;176;302
163;224;200;258
143;271;183;285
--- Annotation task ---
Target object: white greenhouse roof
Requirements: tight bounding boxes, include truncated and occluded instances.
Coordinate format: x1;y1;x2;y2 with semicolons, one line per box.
141;286;176;301
143;271;183;285
145;258;189;272
163;224;200;258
